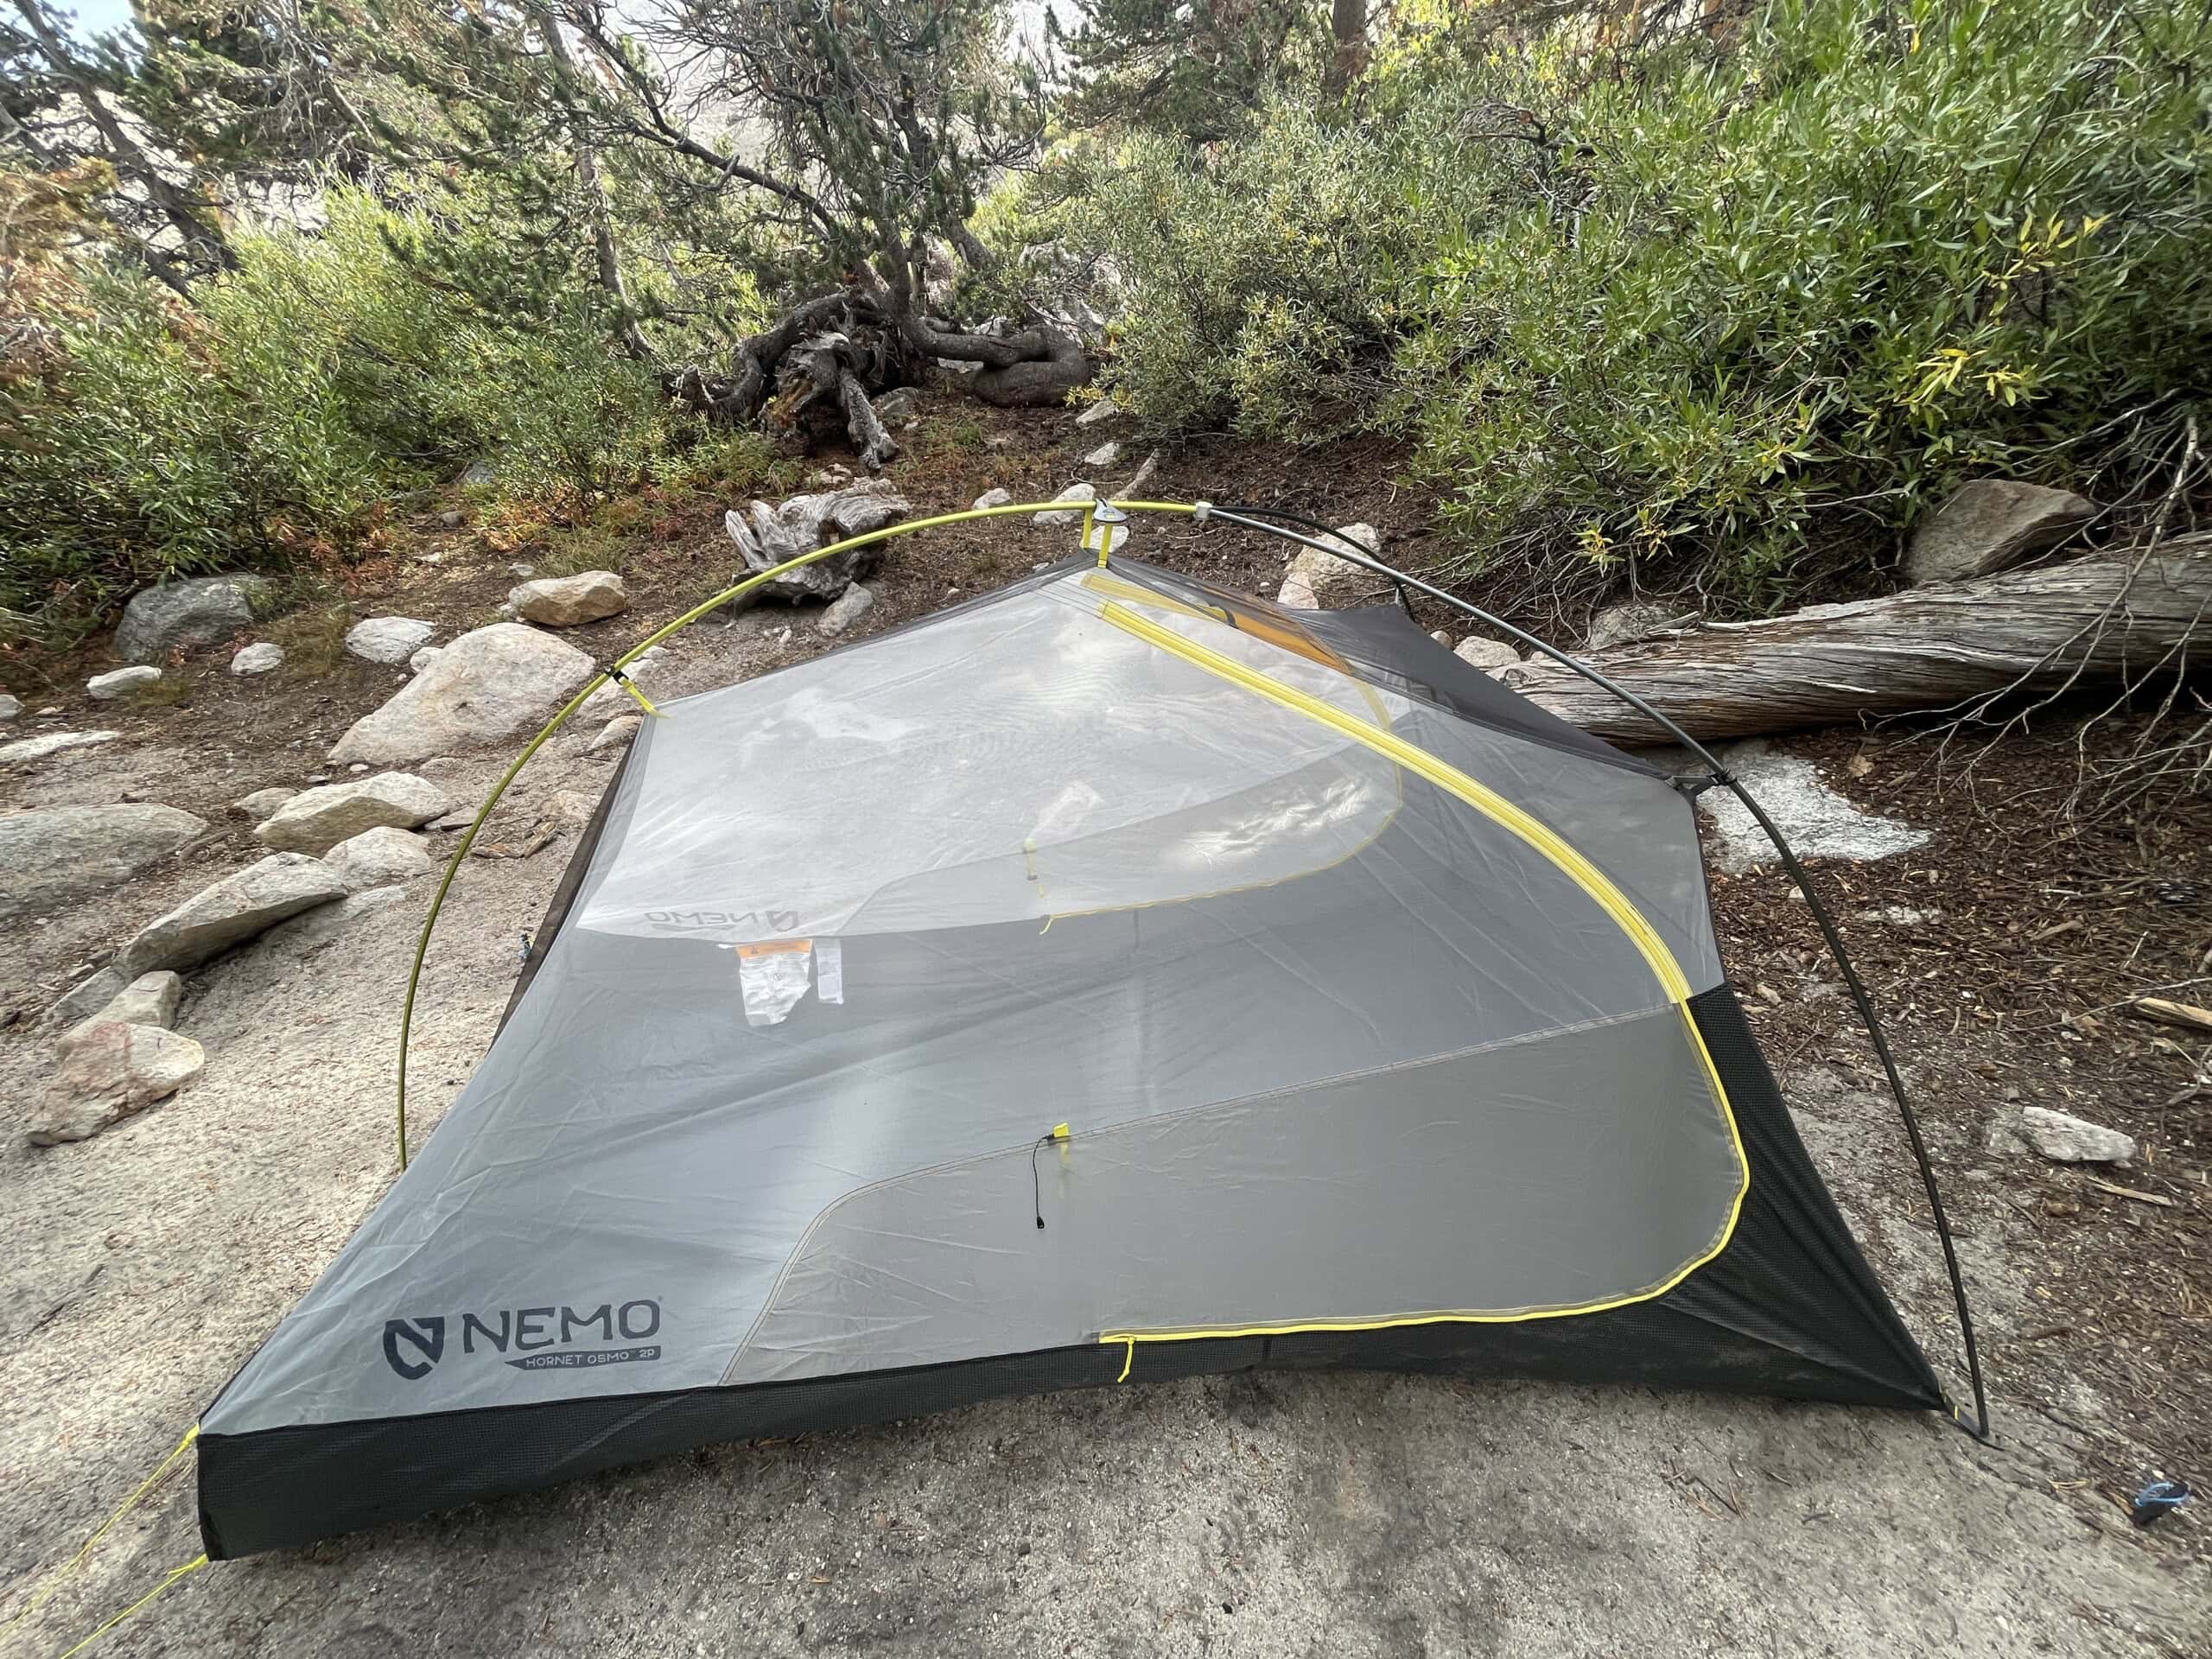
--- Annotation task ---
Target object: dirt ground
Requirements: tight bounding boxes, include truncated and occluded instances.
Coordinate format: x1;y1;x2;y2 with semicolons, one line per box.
2;404;2208;1657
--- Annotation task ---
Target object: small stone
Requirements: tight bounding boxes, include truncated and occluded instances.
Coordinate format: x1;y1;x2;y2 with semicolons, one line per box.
776;626;793;647
45;968;127;1031
29;1022;207;1145
461;461;495;486
590;715;641;753
1904;480;2095;586
59;971;183;1048
410;647;441;674
874;387;919;426
972;487;1014;511
1033;482;1096;528
2015;1106;2136;1165
345;617;435;666
1083;440;1122;470
1453;637;1520;671
1277;524;1382;611
1075;397;1121;428
437;509;466;529
548;790;601;827
510;571;629;627
0;693;19;721
115;853;349;976
509;563;535;579
230;787;297;822
1429;631;1452;647
230;643;284;676
818;584;875;639
321;826;435;892
1859;905;1942;929
112;574;273;664
0;728;125;766
87;665;162;700
256;772;451;854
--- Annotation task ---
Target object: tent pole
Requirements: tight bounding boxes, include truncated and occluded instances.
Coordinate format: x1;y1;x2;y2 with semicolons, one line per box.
1204;504;1993;1443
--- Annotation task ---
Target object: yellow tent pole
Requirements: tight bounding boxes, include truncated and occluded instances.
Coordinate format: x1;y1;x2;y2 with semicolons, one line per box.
395;499;1202;1168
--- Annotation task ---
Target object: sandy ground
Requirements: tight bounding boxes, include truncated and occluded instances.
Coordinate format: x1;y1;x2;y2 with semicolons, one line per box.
3;503;2209;1656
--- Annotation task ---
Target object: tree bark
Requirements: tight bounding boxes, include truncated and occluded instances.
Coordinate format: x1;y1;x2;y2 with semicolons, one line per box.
837;369;899;470
532;1;652;362
1326;0;1368;94
1499;543;2212;744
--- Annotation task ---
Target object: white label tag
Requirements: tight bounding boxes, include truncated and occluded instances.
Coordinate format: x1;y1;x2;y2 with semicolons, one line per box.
815;938;844;1004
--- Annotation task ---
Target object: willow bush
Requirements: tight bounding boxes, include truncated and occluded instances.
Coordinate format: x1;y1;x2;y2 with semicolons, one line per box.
1041;0;2212;610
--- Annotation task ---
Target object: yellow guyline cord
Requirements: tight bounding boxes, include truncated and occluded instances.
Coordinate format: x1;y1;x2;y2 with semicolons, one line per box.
0;1425;204;1656
395;500;1198;1168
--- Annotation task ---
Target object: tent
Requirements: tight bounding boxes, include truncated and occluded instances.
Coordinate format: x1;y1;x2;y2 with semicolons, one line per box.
194;553;1946;1558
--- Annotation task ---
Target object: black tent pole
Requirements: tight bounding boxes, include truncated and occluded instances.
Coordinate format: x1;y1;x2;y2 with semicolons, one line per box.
1202;503;1992;1442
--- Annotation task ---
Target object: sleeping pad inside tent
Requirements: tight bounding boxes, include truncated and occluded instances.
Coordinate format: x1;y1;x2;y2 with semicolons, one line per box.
195;555;1945;1557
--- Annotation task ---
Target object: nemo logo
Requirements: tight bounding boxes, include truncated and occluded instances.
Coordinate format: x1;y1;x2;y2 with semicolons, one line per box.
382;1316;446;1380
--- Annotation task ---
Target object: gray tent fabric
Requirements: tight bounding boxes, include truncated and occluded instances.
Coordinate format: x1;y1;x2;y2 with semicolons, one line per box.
196;556;1940;1556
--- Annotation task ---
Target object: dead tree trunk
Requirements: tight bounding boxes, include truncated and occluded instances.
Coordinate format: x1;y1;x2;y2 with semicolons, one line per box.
1500;541;2212;744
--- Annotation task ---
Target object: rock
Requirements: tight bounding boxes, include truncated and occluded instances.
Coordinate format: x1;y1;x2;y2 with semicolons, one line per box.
114;852;349;976
1859;905;1942;929
510;571;629;627
437;509;466;529
414;756;471;780
230;643;284;676
29;1023;206;1145
874;387;919;426
590;715;642;753
818;584;875;639
46;968;126;1030
2015;1106;2136;1165
329;623;595;764
1276;524;1383;611
112;574;273;664
60;971;183;1047
255;772;450;854
972;487;1014;512
1453;637;1521;671
723;482;912;602
229;787;296;822
1116;451;1161;499
0;693;18;721
1586;601;1698;651
0;729;121;767
1904;480;2094;586
1688;740;1931;875
1429;631;1452;647
1033;482;1096;528
548;790;601;826
344;616;435;665
1083;440;1122;469
257;884;408;955
509;563;535;579
579;645;672;719
0;804;208;921
1075;397;1121;428
410;647;441;674
461;460;495;486
322;826;435;892
87;665;161;700
716;480;906;606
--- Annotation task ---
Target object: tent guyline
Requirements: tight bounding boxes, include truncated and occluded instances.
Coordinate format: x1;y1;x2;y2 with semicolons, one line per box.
0;496;1994;1631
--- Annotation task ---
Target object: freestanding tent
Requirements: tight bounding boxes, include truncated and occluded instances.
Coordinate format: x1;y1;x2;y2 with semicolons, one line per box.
195;553;1946;1558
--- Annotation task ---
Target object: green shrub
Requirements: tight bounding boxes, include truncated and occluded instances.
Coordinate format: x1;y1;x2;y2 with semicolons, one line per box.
1043;0;2212;609
1;186;696;637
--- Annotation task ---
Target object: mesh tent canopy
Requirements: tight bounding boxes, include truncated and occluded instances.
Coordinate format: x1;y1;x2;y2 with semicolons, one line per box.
195;554;1943;1558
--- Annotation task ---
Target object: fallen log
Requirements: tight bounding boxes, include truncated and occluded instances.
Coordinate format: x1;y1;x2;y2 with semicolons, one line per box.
1500;539;2212;745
